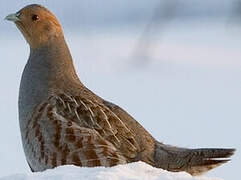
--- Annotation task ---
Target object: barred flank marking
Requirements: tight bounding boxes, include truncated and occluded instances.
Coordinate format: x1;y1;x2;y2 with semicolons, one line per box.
45;155;49;165
75;139;83;149
84;149;101;166
25;94;132;170
61;156;66;164
32;112;41;129
61;144;70;164
65;127;76;142
40;141;45;159
52;152;57;167
34;124;40;137
38;102;48;112
54;123;62;148
72;153;82;166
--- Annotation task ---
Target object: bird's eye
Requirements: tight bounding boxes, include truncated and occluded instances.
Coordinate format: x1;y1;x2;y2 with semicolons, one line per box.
31;14;39;21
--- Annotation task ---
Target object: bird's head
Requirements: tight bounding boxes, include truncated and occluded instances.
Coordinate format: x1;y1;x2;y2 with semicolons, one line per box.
5;4;63;49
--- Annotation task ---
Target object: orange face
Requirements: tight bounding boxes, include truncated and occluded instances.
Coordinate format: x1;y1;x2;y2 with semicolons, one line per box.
6;4;62;49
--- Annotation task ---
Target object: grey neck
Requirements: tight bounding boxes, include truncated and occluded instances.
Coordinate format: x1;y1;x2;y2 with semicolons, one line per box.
18;35;81;130
28;35;79;85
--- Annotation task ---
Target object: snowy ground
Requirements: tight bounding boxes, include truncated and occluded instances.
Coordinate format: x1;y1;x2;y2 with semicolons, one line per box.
0;20;240;180
0;162;222;180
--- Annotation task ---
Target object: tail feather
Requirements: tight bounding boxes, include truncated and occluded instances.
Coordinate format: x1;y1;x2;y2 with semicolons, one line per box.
153;142;235;176
189;148;235;159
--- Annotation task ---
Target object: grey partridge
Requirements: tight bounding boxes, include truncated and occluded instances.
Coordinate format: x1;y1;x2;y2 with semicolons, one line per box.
5;4;235;175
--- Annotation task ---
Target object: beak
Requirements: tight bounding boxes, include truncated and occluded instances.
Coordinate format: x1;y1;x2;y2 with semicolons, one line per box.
5;13;20;22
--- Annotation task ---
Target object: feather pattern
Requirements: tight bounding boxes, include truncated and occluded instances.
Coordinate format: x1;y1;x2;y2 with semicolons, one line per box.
23;93;140;171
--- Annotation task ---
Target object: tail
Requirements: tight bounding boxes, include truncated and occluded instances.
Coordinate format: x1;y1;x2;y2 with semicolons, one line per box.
153;142;235;176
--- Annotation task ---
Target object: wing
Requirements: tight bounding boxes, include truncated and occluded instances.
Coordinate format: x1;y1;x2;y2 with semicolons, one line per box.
24;92;140;171
24;96;129;172
102;100;156;164
51;93;140;159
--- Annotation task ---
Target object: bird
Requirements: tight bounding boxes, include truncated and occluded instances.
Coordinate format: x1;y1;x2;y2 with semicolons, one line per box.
5;4;235;175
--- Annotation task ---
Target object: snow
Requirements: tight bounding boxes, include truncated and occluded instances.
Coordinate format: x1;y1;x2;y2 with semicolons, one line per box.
0;162;222;180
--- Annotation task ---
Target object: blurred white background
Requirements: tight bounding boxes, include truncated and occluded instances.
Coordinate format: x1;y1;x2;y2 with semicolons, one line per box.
0;1;240;180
